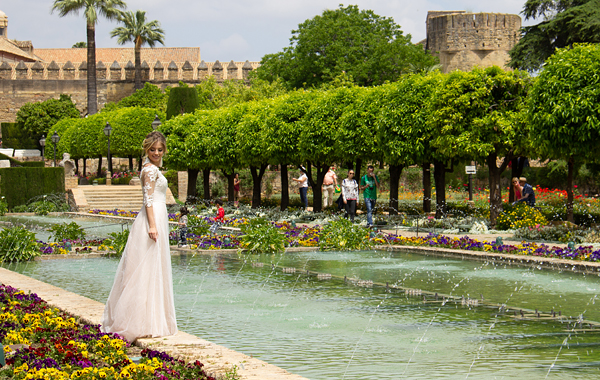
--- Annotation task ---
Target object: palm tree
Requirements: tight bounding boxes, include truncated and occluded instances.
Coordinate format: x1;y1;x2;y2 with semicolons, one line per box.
52;0;127;115
111;10;165;90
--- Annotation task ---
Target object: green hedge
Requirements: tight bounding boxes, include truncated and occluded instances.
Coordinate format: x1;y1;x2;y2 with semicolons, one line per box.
1;122;37;149
0;167;65;209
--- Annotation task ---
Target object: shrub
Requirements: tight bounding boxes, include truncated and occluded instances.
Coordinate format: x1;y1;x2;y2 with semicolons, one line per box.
496;203;548;230
105;229;130;257
240;218;285;253
0;226;40;262
319;218;373;251
0;196;7;216
30;199;57;216
48;222;86;242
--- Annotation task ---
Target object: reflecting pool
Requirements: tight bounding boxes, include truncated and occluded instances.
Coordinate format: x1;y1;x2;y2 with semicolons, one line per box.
3;249;600;379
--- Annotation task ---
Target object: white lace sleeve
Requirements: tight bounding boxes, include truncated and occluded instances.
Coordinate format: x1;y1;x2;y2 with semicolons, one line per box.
141;165;159;207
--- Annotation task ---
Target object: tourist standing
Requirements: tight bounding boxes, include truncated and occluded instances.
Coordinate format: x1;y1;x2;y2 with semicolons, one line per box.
360;165;379;227
341;170;359;222
322;166;338;207
233;173;241;207
101;131;178;342
292;170;309;210
516;177;536;206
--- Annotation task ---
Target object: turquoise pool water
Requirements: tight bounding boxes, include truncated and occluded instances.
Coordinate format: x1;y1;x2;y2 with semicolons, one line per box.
3;249;600;379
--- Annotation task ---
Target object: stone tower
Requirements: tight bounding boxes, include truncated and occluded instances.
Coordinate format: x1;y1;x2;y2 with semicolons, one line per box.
0;10;7;38
425;11;521;73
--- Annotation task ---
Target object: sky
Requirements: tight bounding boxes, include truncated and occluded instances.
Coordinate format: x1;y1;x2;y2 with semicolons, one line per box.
2;0;534;62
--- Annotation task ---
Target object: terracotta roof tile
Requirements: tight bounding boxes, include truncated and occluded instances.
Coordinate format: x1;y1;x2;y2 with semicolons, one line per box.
34;47;201;64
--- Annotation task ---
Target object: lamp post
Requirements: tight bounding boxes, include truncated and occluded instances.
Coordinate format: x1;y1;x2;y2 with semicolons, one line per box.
152;114;162;130
103;122;113;174
51;131;60;167
39;134;46;161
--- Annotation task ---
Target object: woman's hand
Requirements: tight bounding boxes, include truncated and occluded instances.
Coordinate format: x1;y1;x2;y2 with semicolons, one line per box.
343;200;347;204
148;227;158;242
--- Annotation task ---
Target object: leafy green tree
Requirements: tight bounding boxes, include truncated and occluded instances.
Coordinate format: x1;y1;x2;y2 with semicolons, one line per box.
377;72;444;214
509;0;600;71
262;91;307;210
299;89;349;211
255;4;437;89
70;111;111;176
430;67;530;225
196;76;288;110
72;41;87;48
103;82;168;112
16;95;81;144
166;86;199;120
52;0;127;115
527;43;600;222
237;101;273;208
44;117;83;171
110;10;165;90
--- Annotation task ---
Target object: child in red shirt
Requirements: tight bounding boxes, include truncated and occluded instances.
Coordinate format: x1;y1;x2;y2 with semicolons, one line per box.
210;199;225;234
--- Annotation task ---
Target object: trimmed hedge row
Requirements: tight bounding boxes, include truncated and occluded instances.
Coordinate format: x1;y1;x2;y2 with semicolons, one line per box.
0;153;44;168
0;167;64;209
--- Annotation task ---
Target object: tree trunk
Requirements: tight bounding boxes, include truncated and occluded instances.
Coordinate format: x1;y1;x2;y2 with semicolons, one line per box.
250;164;268;209
422;162;431;213
128;155;133;172
280;164;289;211
433;159;447;218
134;37;142;90
567;156;574;223
308;162;329;212
187;169;199;202
354;158;362;188
202;169;211;201
138;156;143;171
97;155;102;177
74;159;79;176
223;171;235;204
86;22;97;115
509;157;526;202
82;159;86;177
487;152;511;228
388;164;403;215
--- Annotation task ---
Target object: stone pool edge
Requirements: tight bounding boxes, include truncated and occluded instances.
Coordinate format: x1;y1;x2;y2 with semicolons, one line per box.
0;267;308;380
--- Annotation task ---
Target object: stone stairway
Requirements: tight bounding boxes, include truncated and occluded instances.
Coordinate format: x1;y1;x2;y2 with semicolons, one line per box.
70;185;176;211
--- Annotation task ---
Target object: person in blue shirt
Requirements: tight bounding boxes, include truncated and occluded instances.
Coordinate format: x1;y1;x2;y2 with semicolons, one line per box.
516;177;535;206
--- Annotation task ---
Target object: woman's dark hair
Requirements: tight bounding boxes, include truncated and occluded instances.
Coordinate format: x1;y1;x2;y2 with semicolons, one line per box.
180;206;189;216
215;199;223;206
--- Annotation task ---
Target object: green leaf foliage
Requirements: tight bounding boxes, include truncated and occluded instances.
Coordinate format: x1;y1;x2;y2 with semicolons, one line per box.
104;83;167;111
48;222;86;242
166;87;199;120
16;95;80;143
318;218;373;251
239;218;285;254
528;43;600;160
255;4;438;89
509;0;600;71
0;226;40;262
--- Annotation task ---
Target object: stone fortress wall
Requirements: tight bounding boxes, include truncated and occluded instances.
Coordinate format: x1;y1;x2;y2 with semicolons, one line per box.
0;59;259;123
425;11;521;73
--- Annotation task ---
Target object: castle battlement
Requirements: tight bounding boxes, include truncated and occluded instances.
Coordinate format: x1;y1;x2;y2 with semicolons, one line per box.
0;59;259;81
425;11;521;73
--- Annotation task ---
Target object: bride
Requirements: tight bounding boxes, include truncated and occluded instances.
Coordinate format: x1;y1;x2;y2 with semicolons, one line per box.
101;131;178;342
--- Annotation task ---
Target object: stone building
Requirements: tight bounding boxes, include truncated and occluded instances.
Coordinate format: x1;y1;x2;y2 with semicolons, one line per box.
425;11;521;73
0;8;259;123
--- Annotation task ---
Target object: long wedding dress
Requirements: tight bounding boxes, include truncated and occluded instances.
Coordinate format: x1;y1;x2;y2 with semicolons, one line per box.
101;161;178;341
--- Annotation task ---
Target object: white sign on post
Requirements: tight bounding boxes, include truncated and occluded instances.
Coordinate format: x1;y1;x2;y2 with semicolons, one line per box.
465;165;477;175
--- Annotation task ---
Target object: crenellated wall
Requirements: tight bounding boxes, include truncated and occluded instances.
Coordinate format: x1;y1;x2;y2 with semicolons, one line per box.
425;12;521;73
0;59;259;122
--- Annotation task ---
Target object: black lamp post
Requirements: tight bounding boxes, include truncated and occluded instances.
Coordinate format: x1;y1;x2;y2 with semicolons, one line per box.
152;114;161;130
103;122;113;174
51;131;60;167
39;134;46;160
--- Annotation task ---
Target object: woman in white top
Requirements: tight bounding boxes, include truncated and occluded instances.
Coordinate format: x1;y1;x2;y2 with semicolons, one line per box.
101;131;178;342
292;170;309;210
341;170;359;221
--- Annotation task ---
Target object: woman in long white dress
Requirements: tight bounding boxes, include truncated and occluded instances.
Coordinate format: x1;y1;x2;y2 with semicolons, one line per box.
101;131;178;342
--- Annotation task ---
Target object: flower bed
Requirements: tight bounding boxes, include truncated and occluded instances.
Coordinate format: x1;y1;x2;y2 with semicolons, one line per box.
386;233;600;262
0;284;215;379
